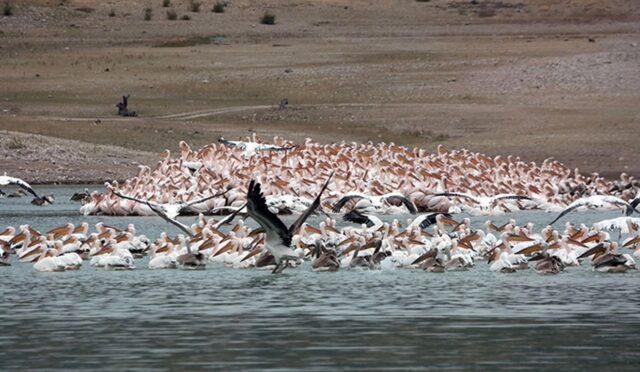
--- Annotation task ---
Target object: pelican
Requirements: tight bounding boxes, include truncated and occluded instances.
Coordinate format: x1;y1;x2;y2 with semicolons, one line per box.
578;242;636;273
408;213;451;230
0;175;52;205
549;195;640;225
332;192;417;214
70;188;90;203
244;172;333;274
432;192;532;213
218;137;295;157
342;210;384;231
311;242;340;272
110;187;230;218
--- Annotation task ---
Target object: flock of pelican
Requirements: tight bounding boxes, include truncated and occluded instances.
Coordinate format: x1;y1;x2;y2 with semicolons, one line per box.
67;136;638;217
1;195;639;274
1;136;639;275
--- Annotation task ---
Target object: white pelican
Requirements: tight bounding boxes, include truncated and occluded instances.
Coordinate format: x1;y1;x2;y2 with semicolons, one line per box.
244;172;333;274
549;195;640;225
0;175;52;205
578;242;636;273
110;187;230;219
332;192;417;214
342;210;384;231
432;192;533;214
218;137;295;157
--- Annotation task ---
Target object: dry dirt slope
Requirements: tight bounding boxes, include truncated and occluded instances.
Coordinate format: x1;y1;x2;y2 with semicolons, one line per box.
0;0;638;182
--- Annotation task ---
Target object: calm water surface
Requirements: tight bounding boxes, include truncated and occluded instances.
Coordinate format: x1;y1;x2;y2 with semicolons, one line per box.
1;186;639;370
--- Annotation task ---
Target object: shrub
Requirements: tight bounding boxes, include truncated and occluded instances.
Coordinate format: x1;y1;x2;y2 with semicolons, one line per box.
166;9;177;20
144;7;152;20
6;137;26;150
162;0;171;7
3;1;12;16
188;0;201;12
108;8;115;17
212;2;225;13
181;14;191;20
260;11;275;25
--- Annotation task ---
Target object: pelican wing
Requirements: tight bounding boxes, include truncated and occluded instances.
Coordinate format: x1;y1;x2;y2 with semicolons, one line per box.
432;192;480;204
217;137;242;148
111;190;162;210
492;194;533;202
0;176;40;199
289;172;334;235
343;210;373;227
332;194;365;212
246;180;291;247
385;194;418;214
416;212;451;229
256;144;297;152
180;188;230;208
212;202;247;230
548;203;583;225
146;202;194;238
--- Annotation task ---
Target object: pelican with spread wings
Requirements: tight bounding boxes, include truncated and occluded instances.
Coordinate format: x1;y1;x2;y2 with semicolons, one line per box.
244;172;333;274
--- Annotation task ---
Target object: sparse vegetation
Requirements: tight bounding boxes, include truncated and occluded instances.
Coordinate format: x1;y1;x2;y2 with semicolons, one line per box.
6;137;26;150
144;7;152;21
162;0;171;7
188;0;201;12
181;14;191;20
108;8;115;17
212;2;225;13
166;9;177;20
3;1;12;16
260;11;276;25
154;35;218;48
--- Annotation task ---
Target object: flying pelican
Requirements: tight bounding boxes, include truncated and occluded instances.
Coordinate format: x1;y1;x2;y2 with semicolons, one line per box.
218;137;296;157
244;172;333;274
0;175;52;205
432;192;532;213
408;212;452;230
342;210;384;231
549;195;640;225
110;187;230;219
332;192;417;214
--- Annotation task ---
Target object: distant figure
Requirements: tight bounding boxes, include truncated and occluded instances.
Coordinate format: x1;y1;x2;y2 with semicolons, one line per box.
116;95;137;117
278;98;288;110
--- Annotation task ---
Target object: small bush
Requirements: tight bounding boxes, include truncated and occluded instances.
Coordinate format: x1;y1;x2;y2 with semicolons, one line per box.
188;0;201;12
162;0;171;7
3;1;12;16
260;11;275;25
212;2;225;13
181;14;190;20
166;9;177;20
144;7;152;20
108;8;115;17
6;137;26;150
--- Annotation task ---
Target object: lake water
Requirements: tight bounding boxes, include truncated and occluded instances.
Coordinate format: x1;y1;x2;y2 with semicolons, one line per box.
1;185;639;370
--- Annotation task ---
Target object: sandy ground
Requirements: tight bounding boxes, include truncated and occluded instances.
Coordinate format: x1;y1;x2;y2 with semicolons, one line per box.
0;0;639;182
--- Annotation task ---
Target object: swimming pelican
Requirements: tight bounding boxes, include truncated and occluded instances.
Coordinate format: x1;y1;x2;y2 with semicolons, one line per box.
311;242;340;272
578;242;636;273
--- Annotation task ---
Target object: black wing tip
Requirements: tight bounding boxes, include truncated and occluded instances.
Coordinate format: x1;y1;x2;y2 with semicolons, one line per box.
343;210;368;224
